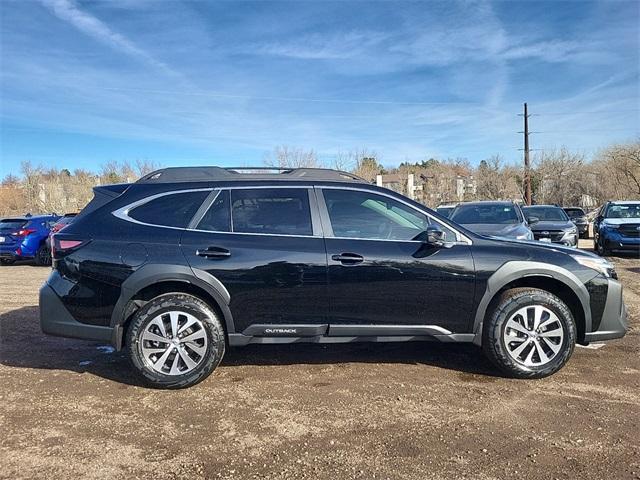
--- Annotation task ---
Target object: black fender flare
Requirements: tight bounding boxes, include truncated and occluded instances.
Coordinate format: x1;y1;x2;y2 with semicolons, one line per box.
472;261;592;346
109;264;234;349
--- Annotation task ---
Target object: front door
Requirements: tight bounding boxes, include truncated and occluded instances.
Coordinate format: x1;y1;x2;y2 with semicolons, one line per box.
180;187;329;336
318;187;476;334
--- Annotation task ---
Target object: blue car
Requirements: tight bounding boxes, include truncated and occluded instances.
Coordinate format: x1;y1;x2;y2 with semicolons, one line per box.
0;214;60;265
593;201;640;256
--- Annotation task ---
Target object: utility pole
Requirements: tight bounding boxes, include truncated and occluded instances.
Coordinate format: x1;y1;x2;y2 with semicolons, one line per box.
522;102;532;205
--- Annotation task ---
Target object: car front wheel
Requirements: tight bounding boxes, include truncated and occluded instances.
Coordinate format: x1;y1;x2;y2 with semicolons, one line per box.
595;237;608;256
482;288;576;379
126;293;225;389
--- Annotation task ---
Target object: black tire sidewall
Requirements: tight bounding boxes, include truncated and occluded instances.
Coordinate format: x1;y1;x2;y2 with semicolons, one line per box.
35;244;51;266
126;293;225;389
483;289;576;378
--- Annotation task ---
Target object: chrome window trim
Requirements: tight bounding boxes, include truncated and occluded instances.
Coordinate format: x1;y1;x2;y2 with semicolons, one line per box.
111;184;472;244
318;185;472;245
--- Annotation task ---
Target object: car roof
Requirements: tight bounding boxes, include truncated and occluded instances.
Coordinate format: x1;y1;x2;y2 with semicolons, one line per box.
608;200;640;205
457;201;515;206
522;204;562;208
137;166;366;184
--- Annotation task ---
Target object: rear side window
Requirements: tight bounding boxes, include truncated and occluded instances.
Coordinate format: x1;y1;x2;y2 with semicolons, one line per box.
196;190;231;232
129;191;209;228
231;188;312;236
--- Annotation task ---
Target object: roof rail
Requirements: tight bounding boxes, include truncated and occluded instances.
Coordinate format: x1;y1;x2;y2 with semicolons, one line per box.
136;166;366;184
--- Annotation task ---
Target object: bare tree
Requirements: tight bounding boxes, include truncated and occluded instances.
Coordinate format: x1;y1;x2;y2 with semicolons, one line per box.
533;148;588;206
476;155;521;201
263;146;321;169
595;142;640;198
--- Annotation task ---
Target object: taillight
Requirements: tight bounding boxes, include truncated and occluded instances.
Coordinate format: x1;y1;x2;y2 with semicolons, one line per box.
52;235;89;260
17;228;35;236
59;240;84;250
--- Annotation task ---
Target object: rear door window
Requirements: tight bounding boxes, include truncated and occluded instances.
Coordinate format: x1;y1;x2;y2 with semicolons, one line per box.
129;191;209;228
230;188;313;236
196;190;231;232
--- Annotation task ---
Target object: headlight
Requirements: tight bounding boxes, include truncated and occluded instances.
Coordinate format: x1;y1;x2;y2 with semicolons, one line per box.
516;232;532;240
602;221;619;229
571;255;617;278
568;226;577;234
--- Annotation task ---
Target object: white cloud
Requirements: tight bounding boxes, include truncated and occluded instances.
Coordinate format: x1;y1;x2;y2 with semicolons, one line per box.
39;0;179;78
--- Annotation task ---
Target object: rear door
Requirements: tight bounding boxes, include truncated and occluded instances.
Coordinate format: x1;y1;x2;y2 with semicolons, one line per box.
180;186;330;336
318;186;476;335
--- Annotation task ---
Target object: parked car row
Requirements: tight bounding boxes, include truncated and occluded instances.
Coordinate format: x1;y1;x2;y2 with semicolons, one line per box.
437;200;639;256
0;213;76;266
440;201;578;247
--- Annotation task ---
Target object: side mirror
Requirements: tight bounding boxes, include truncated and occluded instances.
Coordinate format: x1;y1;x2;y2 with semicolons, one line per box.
420;225;445;247
527;216;539;225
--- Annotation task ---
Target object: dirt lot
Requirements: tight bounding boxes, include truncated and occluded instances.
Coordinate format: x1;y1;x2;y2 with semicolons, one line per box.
1;241;639;480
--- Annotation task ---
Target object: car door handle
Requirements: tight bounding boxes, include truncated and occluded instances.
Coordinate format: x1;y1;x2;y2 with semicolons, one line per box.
196;246;231;258
331;253;364;264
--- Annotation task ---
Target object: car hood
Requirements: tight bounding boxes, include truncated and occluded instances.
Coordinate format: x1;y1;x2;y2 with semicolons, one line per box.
530;221;573;231
492;237;600;258
601;218;640;225
458;223;526;238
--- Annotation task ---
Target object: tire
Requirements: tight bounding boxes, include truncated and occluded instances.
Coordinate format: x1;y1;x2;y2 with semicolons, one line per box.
0;258;15;265
482;288;576;379
596;237;608;256
126;293;226;389
35;244;51;266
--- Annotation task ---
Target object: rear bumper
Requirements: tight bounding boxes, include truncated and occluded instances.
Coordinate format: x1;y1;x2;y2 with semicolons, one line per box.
40;283;114;344
584;279;628;342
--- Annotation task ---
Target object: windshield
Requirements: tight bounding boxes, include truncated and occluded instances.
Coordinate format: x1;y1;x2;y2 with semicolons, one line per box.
523;206;569;221
605;204;640;219
451;204;520;225
564;208;585;218
436;206;455;218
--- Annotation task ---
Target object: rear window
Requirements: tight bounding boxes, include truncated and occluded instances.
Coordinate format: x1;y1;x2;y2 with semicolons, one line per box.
129;191;209;228
0;220;27;230
230;188;312;236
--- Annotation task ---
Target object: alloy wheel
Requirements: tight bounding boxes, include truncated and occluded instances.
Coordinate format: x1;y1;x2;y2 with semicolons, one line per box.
502;305;565;367
140;311;209;375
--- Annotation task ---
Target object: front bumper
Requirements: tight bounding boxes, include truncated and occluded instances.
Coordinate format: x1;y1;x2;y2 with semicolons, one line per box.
584;278;627;342
40;283;114;343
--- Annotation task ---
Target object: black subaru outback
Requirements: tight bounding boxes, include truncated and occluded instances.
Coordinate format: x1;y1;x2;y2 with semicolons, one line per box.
40;167;627;388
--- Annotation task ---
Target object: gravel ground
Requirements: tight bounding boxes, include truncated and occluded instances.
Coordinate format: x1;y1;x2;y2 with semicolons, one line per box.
1;240;638;480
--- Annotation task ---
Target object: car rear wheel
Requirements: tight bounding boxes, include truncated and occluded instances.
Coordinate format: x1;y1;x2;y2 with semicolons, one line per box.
482;288;576;379
126;293;225;389
34;244;51;266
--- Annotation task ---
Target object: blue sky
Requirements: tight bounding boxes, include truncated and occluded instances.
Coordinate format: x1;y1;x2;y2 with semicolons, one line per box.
1;0;638;177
